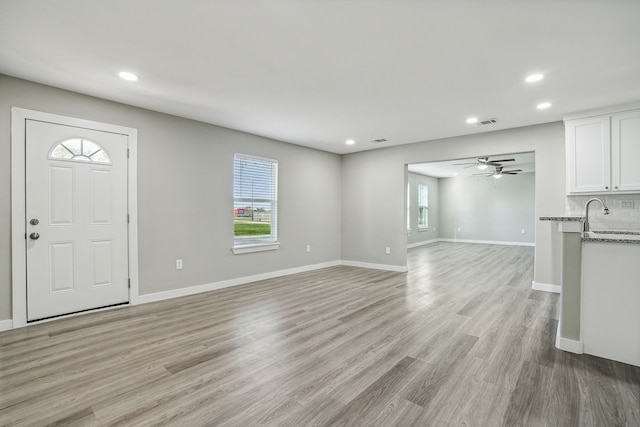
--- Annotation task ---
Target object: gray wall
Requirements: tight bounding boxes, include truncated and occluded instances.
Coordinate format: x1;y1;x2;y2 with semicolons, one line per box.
407;172;439;245
342;123;565;285
0;75;342;320
1;74;568;323
438;173;535;244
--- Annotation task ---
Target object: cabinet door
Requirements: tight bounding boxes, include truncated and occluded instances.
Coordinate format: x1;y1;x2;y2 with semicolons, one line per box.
611;109;640;192
566;115;611;194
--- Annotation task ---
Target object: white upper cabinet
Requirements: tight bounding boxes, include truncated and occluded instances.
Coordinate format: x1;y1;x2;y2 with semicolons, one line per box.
566;115;610;193
611;110;640;192
565;108;640;194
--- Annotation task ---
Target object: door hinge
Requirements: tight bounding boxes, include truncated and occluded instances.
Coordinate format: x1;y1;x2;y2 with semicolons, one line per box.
127;213;130;224
128;278;131;288
127;148;130;158
24;233;27;240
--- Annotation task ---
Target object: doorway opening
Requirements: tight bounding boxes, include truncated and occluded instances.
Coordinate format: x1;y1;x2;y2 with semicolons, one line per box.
406;152;536;249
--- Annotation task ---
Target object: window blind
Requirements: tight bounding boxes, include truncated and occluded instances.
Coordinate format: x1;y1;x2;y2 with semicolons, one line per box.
233;154;278;246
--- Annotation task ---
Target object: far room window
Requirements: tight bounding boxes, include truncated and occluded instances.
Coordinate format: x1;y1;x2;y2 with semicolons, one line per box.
418;184;428;229
233;154;279;253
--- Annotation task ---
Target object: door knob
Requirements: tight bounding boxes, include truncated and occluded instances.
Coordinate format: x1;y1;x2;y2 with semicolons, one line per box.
29;232;40;240
30;218;39;225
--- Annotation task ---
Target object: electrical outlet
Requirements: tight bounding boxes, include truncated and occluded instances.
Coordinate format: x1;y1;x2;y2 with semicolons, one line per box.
306;245;311;253
385;247;391;255
176;259;183;270
521;228;525;234
620;200;634;209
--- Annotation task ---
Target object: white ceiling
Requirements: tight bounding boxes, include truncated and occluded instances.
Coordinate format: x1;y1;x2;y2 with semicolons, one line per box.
408;152;535;178
1;1;639;155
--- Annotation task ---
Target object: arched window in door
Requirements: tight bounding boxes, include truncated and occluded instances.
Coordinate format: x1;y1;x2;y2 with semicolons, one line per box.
49;138;111;164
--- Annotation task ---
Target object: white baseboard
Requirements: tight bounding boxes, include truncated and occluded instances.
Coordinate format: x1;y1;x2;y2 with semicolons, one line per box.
407;239;440;249
438;238;535;247
556;334;583;354
5;259;412;330
0;319;13;332
137;260;342;304
340;260;408;273
532;281;561;293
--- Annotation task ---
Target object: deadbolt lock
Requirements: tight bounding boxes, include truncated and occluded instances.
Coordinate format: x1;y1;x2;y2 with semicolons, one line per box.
30;218;39;225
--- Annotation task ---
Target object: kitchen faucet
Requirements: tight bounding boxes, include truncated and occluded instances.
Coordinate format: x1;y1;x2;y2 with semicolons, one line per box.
583;198;610;232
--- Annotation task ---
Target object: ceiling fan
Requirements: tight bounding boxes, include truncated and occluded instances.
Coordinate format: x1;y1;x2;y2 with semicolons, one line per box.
453;156;516;170
473;166;522;179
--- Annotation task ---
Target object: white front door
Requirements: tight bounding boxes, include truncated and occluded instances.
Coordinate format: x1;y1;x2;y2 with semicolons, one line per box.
26;119;129;321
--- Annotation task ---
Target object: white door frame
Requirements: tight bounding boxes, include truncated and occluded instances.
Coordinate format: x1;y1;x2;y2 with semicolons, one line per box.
11;107;140;328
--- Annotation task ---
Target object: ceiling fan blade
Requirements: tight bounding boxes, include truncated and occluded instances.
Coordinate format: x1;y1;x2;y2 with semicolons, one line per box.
472;172;492;176
452;162;477;166
485;161;503;166
503;170;522;174
490;158;515;162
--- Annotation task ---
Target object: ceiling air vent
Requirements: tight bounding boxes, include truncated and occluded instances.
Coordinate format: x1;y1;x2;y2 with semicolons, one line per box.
476;118;498;127
371;138;388;143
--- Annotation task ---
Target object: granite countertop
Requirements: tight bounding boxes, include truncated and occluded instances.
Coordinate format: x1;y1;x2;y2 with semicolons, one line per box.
582;230;640;245
539;216;584;222
539;216;640;244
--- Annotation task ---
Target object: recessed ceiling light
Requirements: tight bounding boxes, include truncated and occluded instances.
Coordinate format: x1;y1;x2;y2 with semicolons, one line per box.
345;139;355;145
525;73;544;83
466;117;478;124
118;71;138;82
537;102;552;110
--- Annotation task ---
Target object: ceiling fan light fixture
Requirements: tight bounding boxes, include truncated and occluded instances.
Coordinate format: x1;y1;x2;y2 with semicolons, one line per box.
466;117;478;124
493;173;503;179
477;164;488;170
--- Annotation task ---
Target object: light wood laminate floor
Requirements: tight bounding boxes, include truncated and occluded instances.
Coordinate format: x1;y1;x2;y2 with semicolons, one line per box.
1;242;639;426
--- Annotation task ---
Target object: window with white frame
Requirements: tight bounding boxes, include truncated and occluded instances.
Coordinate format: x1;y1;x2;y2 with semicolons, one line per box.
233;154;279;253
418;184;428;229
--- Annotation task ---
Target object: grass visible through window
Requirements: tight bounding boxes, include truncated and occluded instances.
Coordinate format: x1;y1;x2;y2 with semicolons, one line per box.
234;221;271;236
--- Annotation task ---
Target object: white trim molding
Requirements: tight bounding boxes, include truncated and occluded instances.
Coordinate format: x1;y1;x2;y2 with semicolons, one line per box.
340;260;408;273
137;260;407;305
532;281;561;293
0;319;14;332
409;238;535;249
232;242;280;255
439;238;535;247
137;261;341;304
556;335;584;354
4;256;412;330
103;258;412;310
10;107;139;327
407;239;439;249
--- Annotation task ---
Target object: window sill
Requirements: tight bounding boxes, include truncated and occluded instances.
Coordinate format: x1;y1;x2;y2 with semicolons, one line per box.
418;227;430;232
232;242;280;255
